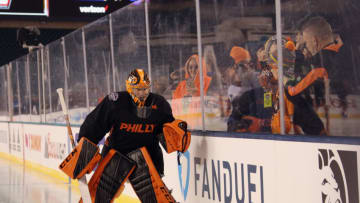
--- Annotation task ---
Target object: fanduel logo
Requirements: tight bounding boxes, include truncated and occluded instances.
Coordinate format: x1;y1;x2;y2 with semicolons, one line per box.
194;157;264;202
79;5;108;13
318;149;359;203
178;151;191;201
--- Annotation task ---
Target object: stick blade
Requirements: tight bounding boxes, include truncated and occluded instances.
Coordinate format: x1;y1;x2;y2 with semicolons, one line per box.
78;176;92;203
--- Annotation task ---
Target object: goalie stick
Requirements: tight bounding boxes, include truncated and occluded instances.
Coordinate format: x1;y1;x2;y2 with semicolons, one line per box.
57;88;92;203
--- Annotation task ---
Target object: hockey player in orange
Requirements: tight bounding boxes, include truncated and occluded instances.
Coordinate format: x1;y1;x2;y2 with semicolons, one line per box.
266;34;326;135
263;36;296;134
59;69;191;203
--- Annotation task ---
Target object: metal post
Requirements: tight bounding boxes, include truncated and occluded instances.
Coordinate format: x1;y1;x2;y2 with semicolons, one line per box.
37;51;42;122
7;64;13;121
26;55;32;120
15;61;21;116
109;14;116;92
41;47;46;122
195;0;205;131
275;0;285;134
61;37;69;110
82;28;90;113
46;47;52;112
145;0;152;87
350;45;359;88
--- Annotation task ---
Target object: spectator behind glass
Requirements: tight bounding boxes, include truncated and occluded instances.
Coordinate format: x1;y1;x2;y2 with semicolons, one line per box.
171;54;213;129
227;46;260;102
172;54;212;99
299;16;348;118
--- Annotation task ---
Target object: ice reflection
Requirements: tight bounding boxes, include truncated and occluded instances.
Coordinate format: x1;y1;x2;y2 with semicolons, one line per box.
0;158;79;203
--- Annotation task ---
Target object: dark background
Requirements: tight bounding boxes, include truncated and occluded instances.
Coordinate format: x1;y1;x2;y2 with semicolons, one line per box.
0;0;134;66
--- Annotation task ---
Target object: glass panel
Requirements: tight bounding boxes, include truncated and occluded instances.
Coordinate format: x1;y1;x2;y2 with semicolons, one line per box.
0;66;8;121
84;16;112;108
148;0;200;130
29;51;42;122
47;39;66;124
282;0;360;137
111;3;148;92
17;56;31;122
200;0;277;132
64;30;88;125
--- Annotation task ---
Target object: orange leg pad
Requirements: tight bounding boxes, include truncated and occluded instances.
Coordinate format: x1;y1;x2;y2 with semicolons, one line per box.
128;147;176;203
87;149;136;203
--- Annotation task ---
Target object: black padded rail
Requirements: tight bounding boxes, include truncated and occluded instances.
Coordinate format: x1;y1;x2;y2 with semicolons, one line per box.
191;130;360;145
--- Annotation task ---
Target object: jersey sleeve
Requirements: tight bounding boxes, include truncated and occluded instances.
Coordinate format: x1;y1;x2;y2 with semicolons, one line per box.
161;98;175;124
287;67;328;96
78;95;114;144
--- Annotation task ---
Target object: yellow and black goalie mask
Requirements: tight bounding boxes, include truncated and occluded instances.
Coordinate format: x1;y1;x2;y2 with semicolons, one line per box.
264;36;296;80
126;69;153;118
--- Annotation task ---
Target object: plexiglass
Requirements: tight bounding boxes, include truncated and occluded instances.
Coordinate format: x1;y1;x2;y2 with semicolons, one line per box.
1;0;359;137
111;3;148;92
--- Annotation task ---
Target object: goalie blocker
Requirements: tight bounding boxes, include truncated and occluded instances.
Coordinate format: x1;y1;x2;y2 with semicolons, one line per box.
59;137;101;179
158;119;191;154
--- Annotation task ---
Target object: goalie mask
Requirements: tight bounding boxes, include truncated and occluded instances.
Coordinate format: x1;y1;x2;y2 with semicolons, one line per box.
126;69;151;107
126;69;154;118
264;36;296;80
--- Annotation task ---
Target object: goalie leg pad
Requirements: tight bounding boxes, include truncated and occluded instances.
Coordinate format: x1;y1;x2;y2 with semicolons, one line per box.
87;149;136;203
59;137;101;179
159;119;191;153
128;147;176;203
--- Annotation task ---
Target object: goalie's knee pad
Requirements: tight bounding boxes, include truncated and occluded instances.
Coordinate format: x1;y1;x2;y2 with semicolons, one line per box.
128;147;176;203
159;119;191;153
59;137;101;179
88;149;136;203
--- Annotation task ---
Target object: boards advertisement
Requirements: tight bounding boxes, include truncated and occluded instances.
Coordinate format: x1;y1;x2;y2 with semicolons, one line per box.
23;124;68;170
1;122;359;203
8;123;24;159
162;133;360;203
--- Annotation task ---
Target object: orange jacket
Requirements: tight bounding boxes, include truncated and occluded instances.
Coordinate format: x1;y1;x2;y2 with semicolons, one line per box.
172;54;212;99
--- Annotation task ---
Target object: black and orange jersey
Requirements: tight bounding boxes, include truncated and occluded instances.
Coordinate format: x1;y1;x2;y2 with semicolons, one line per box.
310;44;348;100
78;91;174;173
287;43;344;97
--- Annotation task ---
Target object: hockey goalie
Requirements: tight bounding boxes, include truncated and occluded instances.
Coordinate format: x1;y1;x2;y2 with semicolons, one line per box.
59;69;191;203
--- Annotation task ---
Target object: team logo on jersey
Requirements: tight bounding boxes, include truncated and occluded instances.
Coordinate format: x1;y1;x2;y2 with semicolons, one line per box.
318;149;359;203
178;151;190;201
119;123;155;133
108;92;118;101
